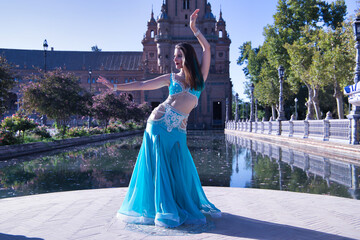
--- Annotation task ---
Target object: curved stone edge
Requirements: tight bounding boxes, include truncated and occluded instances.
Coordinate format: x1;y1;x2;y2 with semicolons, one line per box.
0;129;144;161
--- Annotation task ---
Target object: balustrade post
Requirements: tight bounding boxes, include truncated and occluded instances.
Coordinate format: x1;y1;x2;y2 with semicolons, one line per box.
323;111;332;141
289;115;294;137
304;120;309;138
276;120;282;136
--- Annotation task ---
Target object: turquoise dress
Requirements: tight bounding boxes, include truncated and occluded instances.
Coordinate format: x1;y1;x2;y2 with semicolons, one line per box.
117;73;221;228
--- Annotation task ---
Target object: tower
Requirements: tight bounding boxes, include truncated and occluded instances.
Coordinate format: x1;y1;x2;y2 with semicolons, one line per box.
142;8;158;73
215;8;231;74
141;0;232;129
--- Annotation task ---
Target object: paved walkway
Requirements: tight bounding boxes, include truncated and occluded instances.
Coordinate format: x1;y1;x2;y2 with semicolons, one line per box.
0;188;359;240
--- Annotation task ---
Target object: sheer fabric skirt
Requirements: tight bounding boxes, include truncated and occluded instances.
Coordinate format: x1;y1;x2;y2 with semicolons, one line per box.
117;117;221;228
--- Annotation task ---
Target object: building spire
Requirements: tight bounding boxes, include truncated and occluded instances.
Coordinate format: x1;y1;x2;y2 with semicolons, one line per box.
219;6;224;22
149;5;156;23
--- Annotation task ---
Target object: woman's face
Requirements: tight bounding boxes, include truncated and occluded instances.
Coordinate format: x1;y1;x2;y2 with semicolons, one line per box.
174;48;184;70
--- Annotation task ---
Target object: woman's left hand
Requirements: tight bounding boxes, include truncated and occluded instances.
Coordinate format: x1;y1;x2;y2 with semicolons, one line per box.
190;9;200;32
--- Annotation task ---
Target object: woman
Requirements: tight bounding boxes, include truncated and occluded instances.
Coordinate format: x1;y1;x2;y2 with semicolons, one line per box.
97;9;221;228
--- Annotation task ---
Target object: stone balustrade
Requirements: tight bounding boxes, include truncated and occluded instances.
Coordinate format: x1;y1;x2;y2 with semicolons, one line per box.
225;113;352;144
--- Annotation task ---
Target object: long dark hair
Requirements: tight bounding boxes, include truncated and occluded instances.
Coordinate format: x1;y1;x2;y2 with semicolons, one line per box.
175;43;204;91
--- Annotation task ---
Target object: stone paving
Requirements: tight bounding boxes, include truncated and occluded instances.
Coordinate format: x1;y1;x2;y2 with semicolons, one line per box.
0;187;359;240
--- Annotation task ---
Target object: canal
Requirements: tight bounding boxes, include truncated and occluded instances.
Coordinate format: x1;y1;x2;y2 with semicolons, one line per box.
0;131;359;199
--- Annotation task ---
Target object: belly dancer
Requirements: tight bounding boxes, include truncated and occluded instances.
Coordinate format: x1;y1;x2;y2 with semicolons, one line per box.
97;9;221;228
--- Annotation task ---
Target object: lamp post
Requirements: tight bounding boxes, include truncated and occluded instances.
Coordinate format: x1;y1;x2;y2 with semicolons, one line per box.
255;99;258;121
347;15;360;144
89;67;92;92
88;67;92;128
294;98;298;120
235;93;239;121
43;39;48;72
245;102;249;120
277;65;286;121
249;83;255;122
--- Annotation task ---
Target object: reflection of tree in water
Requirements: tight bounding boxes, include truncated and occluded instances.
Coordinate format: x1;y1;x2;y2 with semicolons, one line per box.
250;153;352;199
187;133;232;187
251;154;280;189
0;136;142;198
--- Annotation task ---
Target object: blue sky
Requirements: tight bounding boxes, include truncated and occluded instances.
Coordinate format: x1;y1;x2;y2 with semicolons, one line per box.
0;0;358;100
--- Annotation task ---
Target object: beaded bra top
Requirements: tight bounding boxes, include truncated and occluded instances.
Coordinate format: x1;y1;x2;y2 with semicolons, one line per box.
147;73;204;133
168;73;202;106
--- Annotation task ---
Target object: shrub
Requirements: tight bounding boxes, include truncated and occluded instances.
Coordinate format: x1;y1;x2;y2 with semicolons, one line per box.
105;124;120;133
88;127;103;135
1;113;37;141
0;129;18;146
66;127;89;137
32;126;52;139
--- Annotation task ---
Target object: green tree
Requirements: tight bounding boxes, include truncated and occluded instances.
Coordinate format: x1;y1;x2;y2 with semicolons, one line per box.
320;22;355;118
262;0;347;109
0;56;15;117
238;42;279;118
92;92;151;129
91;45;102;52
21;69;91;136
91;91;128;129
285;27;323;119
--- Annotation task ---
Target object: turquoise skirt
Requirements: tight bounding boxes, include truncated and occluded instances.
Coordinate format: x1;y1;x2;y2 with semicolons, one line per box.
117;117;221;228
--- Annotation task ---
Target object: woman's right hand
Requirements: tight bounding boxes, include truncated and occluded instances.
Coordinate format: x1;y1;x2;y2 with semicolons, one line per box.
97;76;113;89
190;9;200;32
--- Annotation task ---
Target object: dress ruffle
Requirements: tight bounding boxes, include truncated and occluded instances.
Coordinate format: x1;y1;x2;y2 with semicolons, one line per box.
118;121;221;228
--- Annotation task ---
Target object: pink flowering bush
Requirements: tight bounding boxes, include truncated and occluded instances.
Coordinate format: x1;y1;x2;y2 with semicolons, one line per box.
66;127;89;137
0;128;18;145
1;112;37;142
32;125;52;139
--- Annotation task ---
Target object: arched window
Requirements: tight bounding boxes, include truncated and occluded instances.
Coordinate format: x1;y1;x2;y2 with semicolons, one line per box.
151;30;154;38
219;30;223;38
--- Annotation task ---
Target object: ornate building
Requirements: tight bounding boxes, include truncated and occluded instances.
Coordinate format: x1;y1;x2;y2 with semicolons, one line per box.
1;0;232;129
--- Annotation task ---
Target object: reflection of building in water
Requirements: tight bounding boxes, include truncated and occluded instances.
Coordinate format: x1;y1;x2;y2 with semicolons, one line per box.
226;134;360;198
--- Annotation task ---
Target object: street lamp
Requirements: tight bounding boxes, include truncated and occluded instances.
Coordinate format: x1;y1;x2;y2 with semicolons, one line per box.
277;65;286;121
235;93;239;121
43;39;48;72
255;99;258;121
347;15;360;144
249;83;255;122
88;67;92;128
294;98;298;120
89;67;92;92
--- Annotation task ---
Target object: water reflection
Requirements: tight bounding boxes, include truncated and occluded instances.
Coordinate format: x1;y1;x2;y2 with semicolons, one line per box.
226;134;360;200
0;136;143;198
0;131;359;200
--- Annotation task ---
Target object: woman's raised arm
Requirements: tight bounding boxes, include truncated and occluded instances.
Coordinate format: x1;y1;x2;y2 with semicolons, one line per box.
97;74;170;92
190;9;211;82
